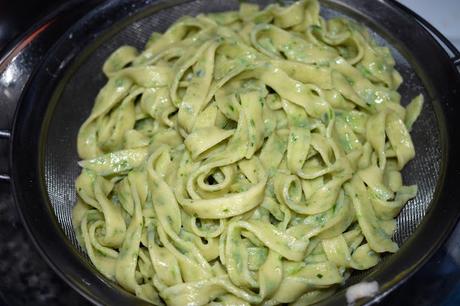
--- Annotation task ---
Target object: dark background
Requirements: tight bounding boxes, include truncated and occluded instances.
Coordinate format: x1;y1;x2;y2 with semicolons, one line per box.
0;1;459;305
0;0;63;50
0;1;91;305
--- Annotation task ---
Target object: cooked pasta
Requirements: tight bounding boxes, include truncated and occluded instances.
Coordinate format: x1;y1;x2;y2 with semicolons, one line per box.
72;1;422;305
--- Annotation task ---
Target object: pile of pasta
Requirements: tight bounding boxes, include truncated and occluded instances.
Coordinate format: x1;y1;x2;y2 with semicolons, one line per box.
72;0;423;305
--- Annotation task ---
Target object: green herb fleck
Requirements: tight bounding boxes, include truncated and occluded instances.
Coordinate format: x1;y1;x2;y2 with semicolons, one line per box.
115;79;124;87
195;69;204;77
358;65;372;78
344;75;355;85
310;25;322;32
259;97;265;107
119;160;129;170
375;61;386;73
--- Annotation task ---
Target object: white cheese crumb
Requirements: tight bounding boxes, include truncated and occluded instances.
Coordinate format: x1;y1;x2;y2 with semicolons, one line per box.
346;281;379;304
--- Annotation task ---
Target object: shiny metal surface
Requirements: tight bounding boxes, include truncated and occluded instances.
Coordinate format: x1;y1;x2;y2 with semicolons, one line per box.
2;0;460;305
0;1;98;304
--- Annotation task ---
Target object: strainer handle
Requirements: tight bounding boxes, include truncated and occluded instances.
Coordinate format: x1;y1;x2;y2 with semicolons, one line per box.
390;0;460;67
0;130;11;182
454;57;460;67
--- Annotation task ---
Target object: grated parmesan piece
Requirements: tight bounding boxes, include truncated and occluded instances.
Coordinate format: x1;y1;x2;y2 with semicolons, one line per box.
346;281;379;304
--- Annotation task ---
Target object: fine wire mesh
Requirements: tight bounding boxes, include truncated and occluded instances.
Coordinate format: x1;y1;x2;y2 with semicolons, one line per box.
44;0;440;292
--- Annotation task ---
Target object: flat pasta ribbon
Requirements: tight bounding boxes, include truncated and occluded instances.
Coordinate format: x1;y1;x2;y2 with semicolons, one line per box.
73;1;423;305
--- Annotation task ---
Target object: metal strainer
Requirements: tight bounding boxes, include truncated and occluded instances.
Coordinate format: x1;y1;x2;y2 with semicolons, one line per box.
3;0;460;305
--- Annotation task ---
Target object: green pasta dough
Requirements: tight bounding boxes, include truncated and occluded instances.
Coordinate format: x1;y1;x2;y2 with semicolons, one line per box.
72;0;422;305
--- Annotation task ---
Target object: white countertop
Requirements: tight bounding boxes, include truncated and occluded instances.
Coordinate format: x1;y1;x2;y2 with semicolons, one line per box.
400;0;460;50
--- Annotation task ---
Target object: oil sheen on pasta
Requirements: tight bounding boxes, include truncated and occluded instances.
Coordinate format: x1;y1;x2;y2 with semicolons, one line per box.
72;1;423;305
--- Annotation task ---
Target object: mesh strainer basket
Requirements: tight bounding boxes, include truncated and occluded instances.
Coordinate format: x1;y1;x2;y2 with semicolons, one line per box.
3;0;460;305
